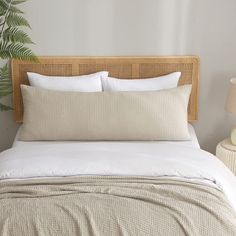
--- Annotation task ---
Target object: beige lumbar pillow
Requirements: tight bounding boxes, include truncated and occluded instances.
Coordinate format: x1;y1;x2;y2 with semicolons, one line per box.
20;85;192;141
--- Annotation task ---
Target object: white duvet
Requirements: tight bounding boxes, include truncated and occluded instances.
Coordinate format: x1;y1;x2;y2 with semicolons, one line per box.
0;140;236;212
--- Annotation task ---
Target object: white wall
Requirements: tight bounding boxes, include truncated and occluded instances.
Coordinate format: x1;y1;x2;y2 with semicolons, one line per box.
1;0;236;153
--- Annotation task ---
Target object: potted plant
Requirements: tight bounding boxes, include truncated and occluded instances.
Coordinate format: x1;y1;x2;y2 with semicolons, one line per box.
0;0;37;111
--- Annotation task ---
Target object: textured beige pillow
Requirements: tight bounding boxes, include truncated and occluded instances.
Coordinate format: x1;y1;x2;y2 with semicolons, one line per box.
20;85;192;141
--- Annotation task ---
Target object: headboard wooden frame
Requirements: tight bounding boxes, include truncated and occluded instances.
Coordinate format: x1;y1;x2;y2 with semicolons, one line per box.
11;56;200;123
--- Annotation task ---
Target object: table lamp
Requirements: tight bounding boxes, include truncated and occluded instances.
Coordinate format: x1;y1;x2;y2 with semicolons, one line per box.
225;78;236;145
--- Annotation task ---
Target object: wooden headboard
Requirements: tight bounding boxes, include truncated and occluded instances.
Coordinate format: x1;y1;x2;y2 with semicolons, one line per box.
11;56;200;123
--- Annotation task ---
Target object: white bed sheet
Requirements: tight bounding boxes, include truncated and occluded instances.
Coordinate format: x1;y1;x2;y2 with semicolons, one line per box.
12;124;200;149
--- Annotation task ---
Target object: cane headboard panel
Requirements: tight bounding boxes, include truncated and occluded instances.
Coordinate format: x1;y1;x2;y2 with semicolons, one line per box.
11;56;200;123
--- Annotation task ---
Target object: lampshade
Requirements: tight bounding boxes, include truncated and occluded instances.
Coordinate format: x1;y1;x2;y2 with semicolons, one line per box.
225;78;236;114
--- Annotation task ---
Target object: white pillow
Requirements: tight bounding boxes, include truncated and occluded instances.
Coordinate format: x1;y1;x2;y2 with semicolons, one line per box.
102;72;181;91
27;71;109;92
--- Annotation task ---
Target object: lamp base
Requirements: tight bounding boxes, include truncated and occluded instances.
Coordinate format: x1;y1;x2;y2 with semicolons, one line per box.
230;127;236;145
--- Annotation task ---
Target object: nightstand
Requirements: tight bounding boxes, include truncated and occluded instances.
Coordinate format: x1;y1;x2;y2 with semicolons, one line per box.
216;139;236;175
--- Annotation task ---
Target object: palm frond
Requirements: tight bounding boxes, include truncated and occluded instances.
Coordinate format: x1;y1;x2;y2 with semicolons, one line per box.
0;11;5;16
12;0;27;5
9;7;24;14
3;0;13;3
6;12;30;28
0;87;12;98
8;5;24;14
0;0;9;10
0;102;12;111
0;63;12;99
3;27;34;44
0;0;37;112
0;42;38;61
0;79;11;86
0;1;24;14
0;1;9;15
0;80;12;98
0;63;10;80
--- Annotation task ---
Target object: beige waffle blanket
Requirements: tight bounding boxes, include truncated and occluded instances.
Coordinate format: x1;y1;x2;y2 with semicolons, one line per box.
0;176;236;236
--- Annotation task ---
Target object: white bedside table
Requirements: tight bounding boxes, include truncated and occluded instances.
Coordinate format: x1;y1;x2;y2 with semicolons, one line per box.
216;139;236;175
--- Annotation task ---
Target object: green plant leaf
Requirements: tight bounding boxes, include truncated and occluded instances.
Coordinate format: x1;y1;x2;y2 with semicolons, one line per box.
0;64;12;99
0;85;11;90
0;65;12;98
0;0;38;111
0;42;38;61
0;102;12;111
0;1;24;14
0;1;9;13
6;12;30;27
0;64;10;80
0;79;11;87
0;83;12;90
0;79;11;85
0;90;12;98
0;11;5;16
8;6;24;14
0;78;11;85
12;0;27;5
3;27;34;44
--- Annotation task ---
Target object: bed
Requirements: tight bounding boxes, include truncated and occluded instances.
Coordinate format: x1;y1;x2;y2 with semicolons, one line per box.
0;56;236;236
